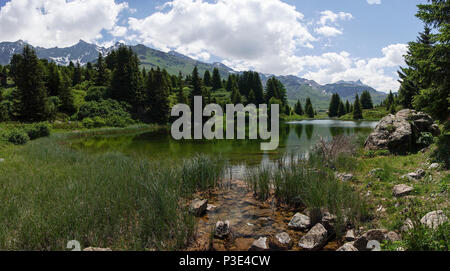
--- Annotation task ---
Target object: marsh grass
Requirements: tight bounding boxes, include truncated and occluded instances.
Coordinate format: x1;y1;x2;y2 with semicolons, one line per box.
245;158;370;234
0;133;224;251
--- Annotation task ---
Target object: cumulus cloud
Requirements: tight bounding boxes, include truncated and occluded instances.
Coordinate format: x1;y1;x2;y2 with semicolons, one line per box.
367;0;381;5
300;44;408;92
315;26;343;37
128;0;316;71
314;10;352;37
0;0;128;47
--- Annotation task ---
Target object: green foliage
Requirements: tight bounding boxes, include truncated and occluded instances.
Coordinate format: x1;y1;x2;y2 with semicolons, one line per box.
360;91;374;109
432;133;450;169
82;117;95;129
294;100;303;115
7;129;29;145
416;132;434;147
305;97;315;118
328;93;341;117
265;77;287;105
211;68;222;90
145;68;170;124
25;122;51;140
77;99;134;128
85;86;108;102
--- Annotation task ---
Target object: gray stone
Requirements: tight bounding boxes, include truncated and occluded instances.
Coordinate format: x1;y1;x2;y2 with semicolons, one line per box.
189;199;208;216
393;184;413;197
336;173;354;182
288;213;311;230
336;242;358;251
215;221;231;239
207;204;217;212
401;218;414;232
0;158;4;163
428;163;440;170
249;237;269;251
353;229;386;251
321;212;337;233
364;110;438;154
298;223;328;251
420;210;448;229
344;229;356;241
385;231;401;242
269;232;292;250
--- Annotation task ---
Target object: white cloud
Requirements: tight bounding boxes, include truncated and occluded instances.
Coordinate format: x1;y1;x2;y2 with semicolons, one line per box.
318;10;353;26
314;10;352;37
367;0;381;5
111;26;127;37
0;0;128;47
315;26;343;37
300;44;408;92
128;0;316;71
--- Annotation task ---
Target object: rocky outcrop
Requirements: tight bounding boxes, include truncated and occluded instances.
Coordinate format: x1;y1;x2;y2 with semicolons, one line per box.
385;231;401;242
288;213;311;230
392;184;414;197
364;110;440;154
189;199;208;217
402;169;426;181
420;210;448;229
428;163;440;170
298;223;328;251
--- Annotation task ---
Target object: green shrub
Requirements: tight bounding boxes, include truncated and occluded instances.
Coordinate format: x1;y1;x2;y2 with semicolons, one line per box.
417;132;434;147
92;116;106;128
7;129;30;145
85;86;108;102
77;99;134;128
25;122;51;140
82;117;95;129
431;133;449;169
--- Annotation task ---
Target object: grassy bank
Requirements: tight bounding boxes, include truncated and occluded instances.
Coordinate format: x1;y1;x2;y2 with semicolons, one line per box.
339;107;389;121
0;131;225;251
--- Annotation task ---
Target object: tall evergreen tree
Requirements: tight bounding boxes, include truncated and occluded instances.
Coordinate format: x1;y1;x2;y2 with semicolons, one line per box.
0;66;7;87
203;70;212;87
231;86;242;104
345;100;350;114
328;93;341;117
72;62;82;86
10;45;48;122
95;53;109;86
338;101;346;117
353;94;363;120
211;68;222;90
305;97;314;118
110;46;141;106
146;69;170;124
294;100;303;115
265;77;287;105
360;90;374;109
177;72;186;104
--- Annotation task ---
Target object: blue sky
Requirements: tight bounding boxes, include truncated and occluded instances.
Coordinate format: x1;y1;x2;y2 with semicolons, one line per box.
0;0;427;92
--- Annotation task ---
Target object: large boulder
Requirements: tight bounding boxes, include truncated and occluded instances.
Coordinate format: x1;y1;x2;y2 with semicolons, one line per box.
392;184;413;197
353;229;386;251
420;210;448;229
189;199;208;217
364;110;439;154
249;237;269;251
298;223;328;251
269;232;292;250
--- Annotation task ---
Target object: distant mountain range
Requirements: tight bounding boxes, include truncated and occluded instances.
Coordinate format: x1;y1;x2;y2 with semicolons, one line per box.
0;40;387;109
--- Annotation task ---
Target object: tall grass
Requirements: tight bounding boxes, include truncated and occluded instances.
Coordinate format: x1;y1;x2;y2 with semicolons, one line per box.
0;134;224;251
245;158;370;234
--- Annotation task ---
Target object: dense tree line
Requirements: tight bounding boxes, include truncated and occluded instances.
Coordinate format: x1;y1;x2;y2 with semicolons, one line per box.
327;91;369;120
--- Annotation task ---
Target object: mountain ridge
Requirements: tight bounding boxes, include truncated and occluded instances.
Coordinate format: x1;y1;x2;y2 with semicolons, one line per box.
0;40;387;109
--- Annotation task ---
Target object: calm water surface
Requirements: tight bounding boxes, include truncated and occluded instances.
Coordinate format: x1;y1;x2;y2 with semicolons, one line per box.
72;120;377;177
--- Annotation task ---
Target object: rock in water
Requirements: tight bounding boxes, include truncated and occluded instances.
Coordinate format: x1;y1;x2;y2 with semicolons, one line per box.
298;223;328;251
336;242;358;251
288;213;311;230
420;211;448;229
269;232;292;250
189;199;208;217
364;110;439;154
393;184;413;197
249;237;269;251
215;221;231;239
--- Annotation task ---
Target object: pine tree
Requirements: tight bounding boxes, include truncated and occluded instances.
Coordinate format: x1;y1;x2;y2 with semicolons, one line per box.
247;89;256;104
177;72;186;104
305;97;314;118
11;45;48;122
85;62;93;81
110;46;141;106
211;68;222;90
328;93;341;117
353;94;363;120
1;66;7;87
72;62;82;86
345;100;350;114
95;53;109;86
360;90;374;109
337;101;346;117
59;71;76;115
294;100;303;115
203;70;212;87
231;86;242;104
189;66;203;108
146;69;170;124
